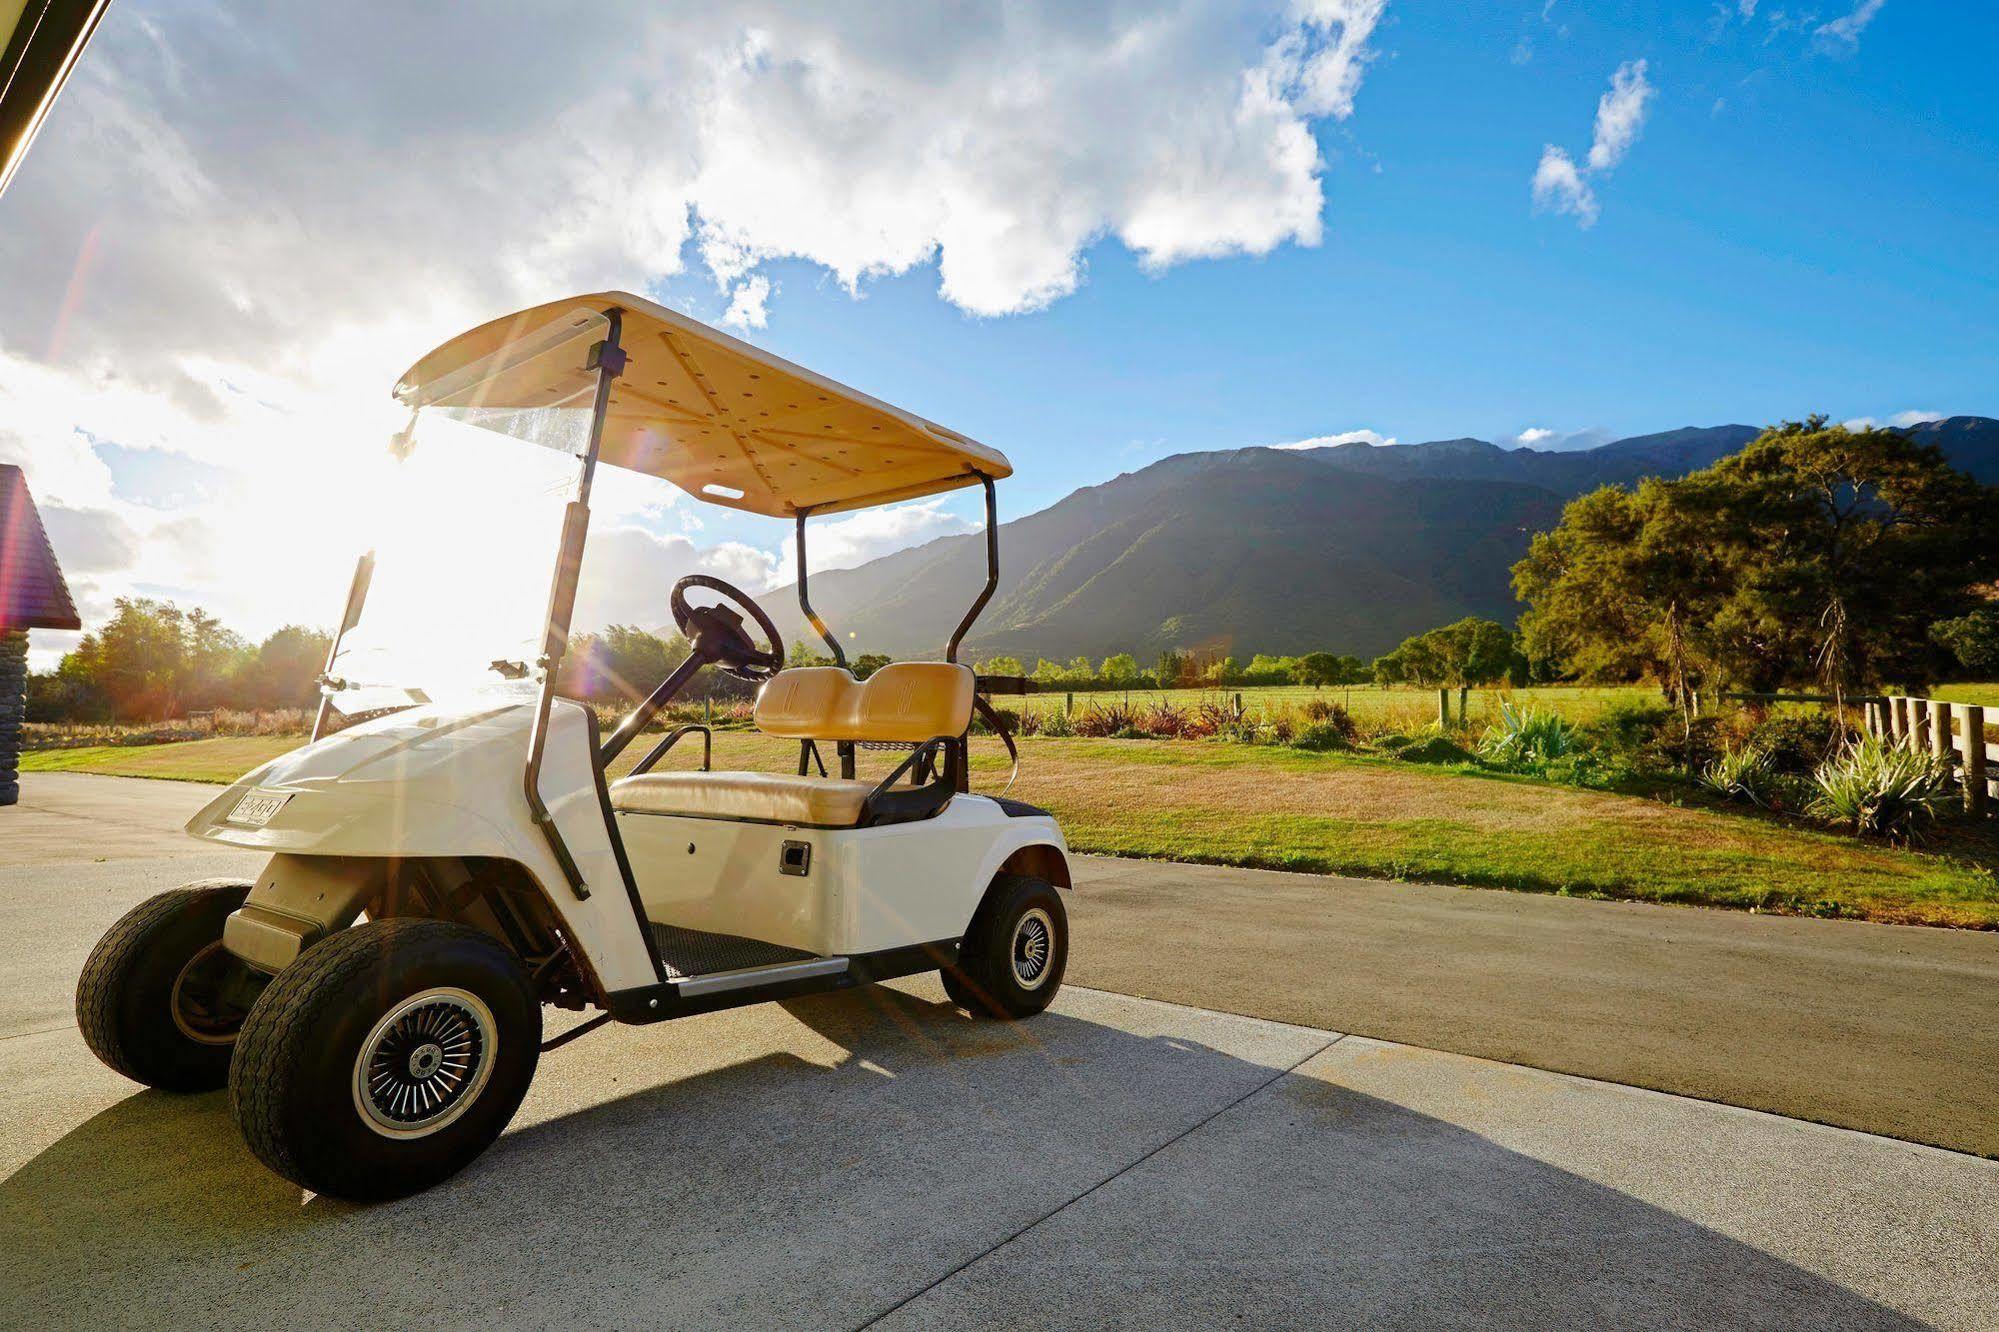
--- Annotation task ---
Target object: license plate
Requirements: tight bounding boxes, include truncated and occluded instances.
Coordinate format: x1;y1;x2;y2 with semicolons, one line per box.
226;790;292;827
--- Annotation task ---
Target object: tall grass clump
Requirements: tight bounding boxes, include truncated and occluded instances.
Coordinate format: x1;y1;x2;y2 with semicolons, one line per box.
1478;702;1578;769
1698;745;1776;806
1808;735;1954;842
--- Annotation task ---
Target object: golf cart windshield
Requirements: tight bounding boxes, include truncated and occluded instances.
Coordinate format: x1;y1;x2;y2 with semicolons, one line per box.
324;313;610;715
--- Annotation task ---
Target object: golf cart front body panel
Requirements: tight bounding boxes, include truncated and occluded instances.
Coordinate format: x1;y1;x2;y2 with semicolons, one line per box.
186;698;658;992
619;795;1068;959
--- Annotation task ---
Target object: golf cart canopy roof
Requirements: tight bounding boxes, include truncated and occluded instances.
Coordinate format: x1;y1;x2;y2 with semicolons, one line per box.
393;292;1011;517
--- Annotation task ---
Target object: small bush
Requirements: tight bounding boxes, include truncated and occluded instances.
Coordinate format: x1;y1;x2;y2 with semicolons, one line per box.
1267;713;1297;744
1137;701;1189;738
1699;745;1776;806
1291;719;1355;752
1808;735;1955;842
1581;699;1672;757
971;705;1018;736
1396;735;1477;765
1301;697;1334;722
1036;708;1073;738
1373;732;1414;751
1636;715;1730;775
1072;701;1137;738
1746;711;1849;775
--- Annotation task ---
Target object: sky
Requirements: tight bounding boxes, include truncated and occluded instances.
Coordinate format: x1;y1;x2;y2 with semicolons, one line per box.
2;0;1994;669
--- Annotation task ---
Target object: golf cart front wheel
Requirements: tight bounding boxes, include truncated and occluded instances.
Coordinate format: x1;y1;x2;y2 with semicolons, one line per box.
228;918;540;1201
76;880;256;1091
945;874;1067;1020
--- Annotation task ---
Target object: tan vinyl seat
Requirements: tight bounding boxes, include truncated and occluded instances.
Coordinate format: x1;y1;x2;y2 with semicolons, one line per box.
608;661;974;826
609;771;875;826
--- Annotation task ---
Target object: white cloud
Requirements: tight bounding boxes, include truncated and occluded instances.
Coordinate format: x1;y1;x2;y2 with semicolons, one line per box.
1587;59;1653;171
1531;146;1597;226
0;1;1392;660
1738;0;1760;16
574;528;781;631
1271;428;1397;449
720;275;773;330
779;496;980;575
1532;59;1651;228
1510;425;1611;452
1817;0;1886;49
1845;409;1944;431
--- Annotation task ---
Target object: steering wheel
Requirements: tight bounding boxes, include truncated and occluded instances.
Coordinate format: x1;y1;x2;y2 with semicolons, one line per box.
671;574;785;683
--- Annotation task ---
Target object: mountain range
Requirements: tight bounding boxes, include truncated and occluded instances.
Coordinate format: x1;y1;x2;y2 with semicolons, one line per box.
766;416;1999;663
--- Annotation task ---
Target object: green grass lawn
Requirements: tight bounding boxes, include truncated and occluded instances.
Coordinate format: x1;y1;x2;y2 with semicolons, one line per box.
28;727;1998;929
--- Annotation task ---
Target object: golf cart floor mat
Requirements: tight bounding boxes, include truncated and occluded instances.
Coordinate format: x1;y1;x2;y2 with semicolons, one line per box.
650;922;819;979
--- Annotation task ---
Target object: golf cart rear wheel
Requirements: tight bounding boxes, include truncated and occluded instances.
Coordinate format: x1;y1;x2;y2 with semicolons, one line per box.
76;881;255;1091
945;874;1066;1020
229;918;540;1201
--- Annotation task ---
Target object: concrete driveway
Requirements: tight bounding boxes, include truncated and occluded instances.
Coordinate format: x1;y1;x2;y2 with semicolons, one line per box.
2;773;1995;1329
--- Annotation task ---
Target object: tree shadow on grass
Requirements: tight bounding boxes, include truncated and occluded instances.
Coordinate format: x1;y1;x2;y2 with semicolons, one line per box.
1;984;1930;1331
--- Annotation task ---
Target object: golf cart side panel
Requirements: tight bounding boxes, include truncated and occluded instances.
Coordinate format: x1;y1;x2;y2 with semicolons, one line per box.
617;813;839;956
839;801;1069;956
619;796;1068;958
183;700;656;991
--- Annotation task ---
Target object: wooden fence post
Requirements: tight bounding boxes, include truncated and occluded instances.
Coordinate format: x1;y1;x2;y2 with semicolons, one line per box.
1437;688;1450;728
1889;695;1908;742
1910;697;1931;752
1963;705;1988;816
1932;701;1955;772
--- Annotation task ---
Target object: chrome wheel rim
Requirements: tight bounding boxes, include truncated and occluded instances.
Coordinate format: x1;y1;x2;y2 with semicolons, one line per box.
352;987;497;1140
1011;908;1056;990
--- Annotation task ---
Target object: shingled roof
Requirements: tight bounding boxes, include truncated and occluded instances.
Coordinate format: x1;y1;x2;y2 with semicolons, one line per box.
0;464;82;630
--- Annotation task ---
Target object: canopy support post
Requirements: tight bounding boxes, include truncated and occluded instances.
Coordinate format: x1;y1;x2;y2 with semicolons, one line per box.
524;308;625;901
795;508;846;668
946;474;998;664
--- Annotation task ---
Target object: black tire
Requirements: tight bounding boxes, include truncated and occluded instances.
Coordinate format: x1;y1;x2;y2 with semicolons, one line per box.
76;881;256;1091
228;919;540;1201
944;874;1067;1020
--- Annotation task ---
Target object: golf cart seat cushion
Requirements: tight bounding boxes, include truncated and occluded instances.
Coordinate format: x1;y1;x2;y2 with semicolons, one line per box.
610;770;875;826
755;662;974;744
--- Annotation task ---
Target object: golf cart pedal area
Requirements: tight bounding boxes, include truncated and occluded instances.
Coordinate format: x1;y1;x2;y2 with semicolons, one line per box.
650;921;817;979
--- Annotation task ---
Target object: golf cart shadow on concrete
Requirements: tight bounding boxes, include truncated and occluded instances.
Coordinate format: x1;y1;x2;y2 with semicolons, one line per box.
1;984;1926;1331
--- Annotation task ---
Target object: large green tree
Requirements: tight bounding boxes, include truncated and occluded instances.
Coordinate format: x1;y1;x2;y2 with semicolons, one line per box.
1372;617;1518;689
1514;477;1734;708
53;598;250;721
1515;419;1999;698
1930;605;1999;677
1701;419;1999;694
235;625;333;710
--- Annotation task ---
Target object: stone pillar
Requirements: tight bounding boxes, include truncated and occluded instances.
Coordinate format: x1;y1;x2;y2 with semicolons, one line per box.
0;629;26;806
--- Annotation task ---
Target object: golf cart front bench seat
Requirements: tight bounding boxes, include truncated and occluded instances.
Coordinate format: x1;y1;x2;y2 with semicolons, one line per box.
609;661;974;828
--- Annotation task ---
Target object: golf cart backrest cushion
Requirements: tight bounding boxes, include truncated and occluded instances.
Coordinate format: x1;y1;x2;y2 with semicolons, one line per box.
755;663;974;743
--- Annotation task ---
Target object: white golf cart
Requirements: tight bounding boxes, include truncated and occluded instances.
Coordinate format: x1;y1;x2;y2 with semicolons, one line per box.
75;294;1069;1201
